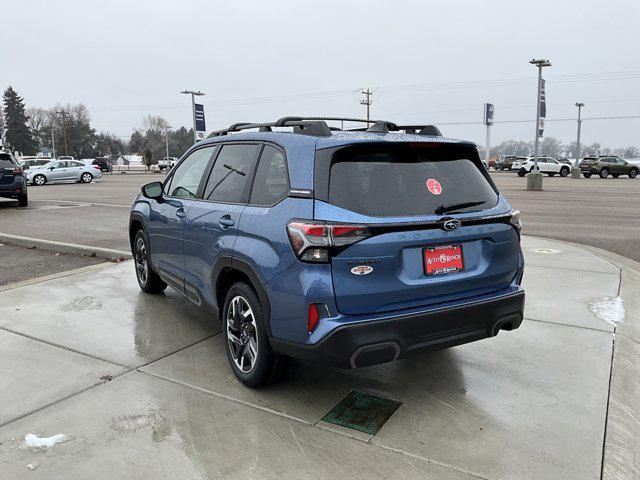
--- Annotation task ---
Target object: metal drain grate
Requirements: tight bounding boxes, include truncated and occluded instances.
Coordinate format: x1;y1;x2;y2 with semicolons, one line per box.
321;390;401;435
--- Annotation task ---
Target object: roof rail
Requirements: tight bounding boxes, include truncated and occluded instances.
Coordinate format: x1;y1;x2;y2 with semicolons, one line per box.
207;117;441;138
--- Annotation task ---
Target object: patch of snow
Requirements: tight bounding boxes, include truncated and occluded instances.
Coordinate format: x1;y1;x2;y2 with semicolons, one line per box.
533;248;562;254
27;462;39;471
589;296;626;326
24;433;67;449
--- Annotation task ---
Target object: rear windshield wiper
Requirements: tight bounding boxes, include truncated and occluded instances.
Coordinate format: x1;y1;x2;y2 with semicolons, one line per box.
434;200;487;215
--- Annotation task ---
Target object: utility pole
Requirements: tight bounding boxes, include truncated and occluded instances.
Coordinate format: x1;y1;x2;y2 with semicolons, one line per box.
571;103;585;179
55;110;70;156
164;125;171;161
180;90;205;144
527;58;551;191
50;120;56;159
360;89;373;124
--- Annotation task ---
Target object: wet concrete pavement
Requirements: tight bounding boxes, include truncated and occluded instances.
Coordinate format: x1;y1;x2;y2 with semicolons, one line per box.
0;237;638;479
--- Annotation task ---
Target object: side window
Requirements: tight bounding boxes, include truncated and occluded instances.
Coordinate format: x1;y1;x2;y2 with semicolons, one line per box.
72;161;84;167
203;144;260;203
548;159;557;164
250;145;289;206
57;161;68;168
166;146;216;198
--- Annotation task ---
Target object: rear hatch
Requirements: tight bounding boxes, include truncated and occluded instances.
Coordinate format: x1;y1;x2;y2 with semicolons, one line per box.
580;157;597;169
0;154;18;186
314;142;521;316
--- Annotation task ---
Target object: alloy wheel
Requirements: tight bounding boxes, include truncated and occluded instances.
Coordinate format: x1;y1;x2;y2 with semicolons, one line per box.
134;236;148;285
226;295;259;373
82;173;92;183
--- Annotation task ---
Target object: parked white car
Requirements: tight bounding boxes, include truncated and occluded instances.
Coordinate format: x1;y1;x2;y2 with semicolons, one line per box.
26;159;102;185
513;157;571;177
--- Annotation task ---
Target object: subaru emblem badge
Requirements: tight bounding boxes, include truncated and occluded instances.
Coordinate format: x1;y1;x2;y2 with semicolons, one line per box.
443;219;462;231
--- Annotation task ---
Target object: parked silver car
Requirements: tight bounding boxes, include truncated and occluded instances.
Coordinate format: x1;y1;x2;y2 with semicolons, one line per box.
26;160;102;186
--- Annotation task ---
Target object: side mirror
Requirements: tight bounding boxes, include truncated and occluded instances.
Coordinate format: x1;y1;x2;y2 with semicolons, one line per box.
49;166;55;170
142;181;164;200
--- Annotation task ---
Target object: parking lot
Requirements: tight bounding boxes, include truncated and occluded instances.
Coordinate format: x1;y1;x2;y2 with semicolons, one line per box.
0;169;639;479
1;170;638;262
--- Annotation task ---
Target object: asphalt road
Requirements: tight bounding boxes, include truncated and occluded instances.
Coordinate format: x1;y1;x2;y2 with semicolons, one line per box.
0;169;638;263
490;171;640;262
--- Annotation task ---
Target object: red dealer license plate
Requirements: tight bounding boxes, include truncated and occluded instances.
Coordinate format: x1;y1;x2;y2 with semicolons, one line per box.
424;244;464;276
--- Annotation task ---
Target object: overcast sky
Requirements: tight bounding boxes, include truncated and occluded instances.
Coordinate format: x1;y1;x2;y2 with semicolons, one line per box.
2;0;639;147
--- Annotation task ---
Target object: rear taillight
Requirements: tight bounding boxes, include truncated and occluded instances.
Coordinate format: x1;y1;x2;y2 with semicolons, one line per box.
92;165;101;170
286;220;370;263
509;209;522;235
13;166;22;174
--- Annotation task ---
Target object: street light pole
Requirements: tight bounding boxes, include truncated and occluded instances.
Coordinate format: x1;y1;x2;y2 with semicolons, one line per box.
527;58;551;191
571;103;584;179
180;90;205;144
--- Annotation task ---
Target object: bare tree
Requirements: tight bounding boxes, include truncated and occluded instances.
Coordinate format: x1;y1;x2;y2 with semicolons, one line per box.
143;115;170;132
26;107;49;147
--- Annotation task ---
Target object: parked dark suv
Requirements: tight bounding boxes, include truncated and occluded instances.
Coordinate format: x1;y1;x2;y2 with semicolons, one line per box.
0;152;28;207
129;117;525;387
92;157;113;172
580;156;638;178
494;155;521;171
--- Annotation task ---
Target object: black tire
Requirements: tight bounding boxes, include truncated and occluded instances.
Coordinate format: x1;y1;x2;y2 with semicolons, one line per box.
547;173;555;177
17;194;28;207
599;168;609;179
583;173;592;178
517;170;525;177
560;167;569;177
33;174;46;186
629;168;638;179
81;172;93;183
133;229;167;293
612;174;619;178
222;282;287;388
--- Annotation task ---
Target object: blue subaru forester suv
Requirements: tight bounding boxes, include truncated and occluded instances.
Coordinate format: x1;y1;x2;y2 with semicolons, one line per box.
130;117;525;387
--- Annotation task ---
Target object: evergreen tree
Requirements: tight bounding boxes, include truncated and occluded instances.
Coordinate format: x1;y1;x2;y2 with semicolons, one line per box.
2;86;37;155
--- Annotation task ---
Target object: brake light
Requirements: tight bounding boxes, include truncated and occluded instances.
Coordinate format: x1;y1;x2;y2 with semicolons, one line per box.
308;304;320;333
286;220;371;263
13;166;22;174
92;165;101;170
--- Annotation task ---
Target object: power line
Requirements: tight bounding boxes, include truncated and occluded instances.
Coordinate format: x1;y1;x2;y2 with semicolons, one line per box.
88;69;640;113
434;114;640;126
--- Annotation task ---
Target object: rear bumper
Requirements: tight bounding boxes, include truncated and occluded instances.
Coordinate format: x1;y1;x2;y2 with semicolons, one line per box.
0;179;26;197
270;290;525;368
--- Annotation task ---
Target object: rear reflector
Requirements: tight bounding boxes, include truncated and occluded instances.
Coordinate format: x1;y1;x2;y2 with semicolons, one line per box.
308;304;320;333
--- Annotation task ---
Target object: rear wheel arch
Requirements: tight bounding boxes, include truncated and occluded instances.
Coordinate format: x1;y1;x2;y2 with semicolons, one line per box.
129;214;146;251
213;256;272;334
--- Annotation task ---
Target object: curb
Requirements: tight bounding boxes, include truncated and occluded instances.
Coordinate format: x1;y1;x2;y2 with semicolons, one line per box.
0;233;132;261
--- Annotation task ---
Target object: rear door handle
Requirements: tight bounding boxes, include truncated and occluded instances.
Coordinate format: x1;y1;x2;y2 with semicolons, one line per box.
176;208;186;218
219;216;234;228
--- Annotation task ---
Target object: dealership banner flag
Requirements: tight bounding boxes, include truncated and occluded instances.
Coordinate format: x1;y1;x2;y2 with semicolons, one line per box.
538;79;546;137
195;103;206;140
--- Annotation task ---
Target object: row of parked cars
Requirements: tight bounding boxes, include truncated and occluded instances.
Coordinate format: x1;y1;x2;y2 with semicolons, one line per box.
0;153;105;208
20;156;114;173
493;155;638;179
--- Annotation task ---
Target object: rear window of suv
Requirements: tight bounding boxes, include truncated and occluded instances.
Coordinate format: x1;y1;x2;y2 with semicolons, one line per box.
323;143;498;217
0;153;16;169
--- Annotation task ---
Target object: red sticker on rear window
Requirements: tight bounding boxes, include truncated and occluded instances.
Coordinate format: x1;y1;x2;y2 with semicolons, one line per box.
426;178;442;195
